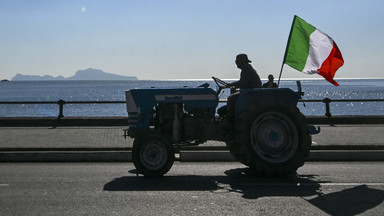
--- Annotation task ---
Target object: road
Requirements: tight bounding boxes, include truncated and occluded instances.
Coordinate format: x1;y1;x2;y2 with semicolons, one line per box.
1;162;383;216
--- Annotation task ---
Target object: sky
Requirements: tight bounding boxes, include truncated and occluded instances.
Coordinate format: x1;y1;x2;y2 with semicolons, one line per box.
1;0;383;80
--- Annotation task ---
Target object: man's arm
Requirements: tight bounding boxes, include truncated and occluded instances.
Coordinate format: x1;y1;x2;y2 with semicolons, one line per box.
229;71;248;88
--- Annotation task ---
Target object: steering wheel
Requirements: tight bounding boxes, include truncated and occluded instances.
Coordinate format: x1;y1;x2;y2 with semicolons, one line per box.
212;76;230;95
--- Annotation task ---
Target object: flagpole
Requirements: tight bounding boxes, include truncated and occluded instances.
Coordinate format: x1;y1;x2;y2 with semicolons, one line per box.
277;63;284;86
278;15;297;87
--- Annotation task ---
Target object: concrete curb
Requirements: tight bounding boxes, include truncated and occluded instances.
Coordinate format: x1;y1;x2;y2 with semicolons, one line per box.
1;150;383;162
307;150;384;161
0;151;132;162
179;150;384;162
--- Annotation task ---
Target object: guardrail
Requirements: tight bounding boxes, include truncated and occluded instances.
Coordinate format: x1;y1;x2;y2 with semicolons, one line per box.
1;98;384;119
301;98;384;117
0;100;125;119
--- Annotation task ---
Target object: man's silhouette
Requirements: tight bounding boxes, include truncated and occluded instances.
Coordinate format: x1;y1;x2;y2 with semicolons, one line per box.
218;54;261;123
262;74;278;88
228;54;262;89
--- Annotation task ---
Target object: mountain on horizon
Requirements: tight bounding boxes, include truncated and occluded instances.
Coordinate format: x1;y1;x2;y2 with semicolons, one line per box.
11;68;138;81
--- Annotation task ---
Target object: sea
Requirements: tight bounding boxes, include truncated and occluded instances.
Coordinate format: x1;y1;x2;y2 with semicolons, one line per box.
0;79;383;117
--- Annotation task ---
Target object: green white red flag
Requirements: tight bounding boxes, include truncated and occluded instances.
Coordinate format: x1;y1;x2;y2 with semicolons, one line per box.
283;16;344;86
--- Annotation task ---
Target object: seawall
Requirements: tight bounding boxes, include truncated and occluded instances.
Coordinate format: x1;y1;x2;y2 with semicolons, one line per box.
1;115;384;127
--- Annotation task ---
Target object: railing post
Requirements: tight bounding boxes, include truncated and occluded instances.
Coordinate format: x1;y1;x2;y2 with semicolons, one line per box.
57;99;65;119
323;98;332;117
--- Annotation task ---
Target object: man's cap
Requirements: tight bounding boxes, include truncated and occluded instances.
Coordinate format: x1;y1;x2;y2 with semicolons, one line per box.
236;54;252;63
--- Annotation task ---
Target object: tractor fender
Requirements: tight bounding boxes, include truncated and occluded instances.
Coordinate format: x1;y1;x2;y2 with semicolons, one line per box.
234;88;301;119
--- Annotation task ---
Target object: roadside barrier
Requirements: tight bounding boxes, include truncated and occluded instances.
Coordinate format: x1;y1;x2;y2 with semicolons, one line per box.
1;98;384;118
1;98;384;126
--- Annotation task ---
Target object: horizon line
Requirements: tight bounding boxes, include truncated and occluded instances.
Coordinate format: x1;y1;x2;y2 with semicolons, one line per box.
4;77;384;82
150;77;384;81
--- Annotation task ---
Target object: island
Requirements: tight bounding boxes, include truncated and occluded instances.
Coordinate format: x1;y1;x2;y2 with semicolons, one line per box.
11;68;138;81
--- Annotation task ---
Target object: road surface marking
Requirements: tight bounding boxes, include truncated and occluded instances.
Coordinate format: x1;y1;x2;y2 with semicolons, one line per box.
319;183;384;186
0;184;9;187
242;183;384;186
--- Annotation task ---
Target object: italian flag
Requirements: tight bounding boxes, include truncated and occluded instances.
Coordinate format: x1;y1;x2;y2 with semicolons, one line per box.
283;16;344;86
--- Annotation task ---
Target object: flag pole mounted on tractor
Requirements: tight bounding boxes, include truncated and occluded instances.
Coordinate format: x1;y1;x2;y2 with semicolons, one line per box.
277;15;297;87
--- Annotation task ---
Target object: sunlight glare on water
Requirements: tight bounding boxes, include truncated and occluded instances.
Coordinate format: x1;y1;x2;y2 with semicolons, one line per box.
0;79;383;117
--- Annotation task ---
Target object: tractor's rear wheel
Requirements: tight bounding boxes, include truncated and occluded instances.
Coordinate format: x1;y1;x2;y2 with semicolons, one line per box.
132;132;175;177
226;101;311;177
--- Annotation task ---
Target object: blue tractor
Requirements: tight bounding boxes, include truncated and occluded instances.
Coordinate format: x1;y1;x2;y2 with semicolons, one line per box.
125;77;313;177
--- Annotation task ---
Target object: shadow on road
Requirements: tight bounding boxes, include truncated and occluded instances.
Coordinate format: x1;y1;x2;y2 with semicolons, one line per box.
104;167;384;215
307;185;384;216
104;168;324;197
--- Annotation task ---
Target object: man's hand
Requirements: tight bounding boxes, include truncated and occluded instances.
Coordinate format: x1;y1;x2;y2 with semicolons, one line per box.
230;87;237;94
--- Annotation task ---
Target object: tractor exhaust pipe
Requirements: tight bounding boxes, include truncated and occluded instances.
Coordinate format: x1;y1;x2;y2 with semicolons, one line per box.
172;104;180;143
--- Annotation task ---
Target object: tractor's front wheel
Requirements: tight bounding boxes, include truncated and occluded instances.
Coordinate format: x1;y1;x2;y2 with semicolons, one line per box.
132;132;175;177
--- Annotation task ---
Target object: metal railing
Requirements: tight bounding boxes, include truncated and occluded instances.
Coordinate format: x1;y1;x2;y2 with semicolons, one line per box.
301;98;384;117
0;100;125;119
1;98;384;119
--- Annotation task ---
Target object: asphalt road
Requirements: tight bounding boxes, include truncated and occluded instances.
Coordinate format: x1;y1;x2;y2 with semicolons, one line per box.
1;162;383;216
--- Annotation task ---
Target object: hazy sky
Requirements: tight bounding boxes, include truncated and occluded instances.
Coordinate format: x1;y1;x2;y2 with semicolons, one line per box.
1;0;383;80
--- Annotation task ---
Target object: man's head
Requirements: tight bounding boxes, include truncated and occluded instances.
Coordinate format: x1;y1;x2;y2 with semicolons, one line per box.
235;54;251;69
268;74;274;82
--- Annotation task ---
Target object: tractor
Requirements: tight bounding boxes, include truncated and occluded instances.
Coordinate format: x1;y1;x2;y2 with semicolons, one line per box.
124;77;315;177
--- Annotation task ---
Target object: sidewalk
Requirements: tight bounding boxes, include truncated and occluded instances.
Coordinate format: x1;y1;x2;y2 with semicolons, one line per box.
1;125;383;162
1;125;384;149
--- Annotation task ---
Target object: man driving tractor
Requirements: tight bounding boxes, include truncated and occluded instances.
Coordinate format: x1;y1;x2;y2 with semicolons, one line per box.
227;53;262;89
218;53;262;119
